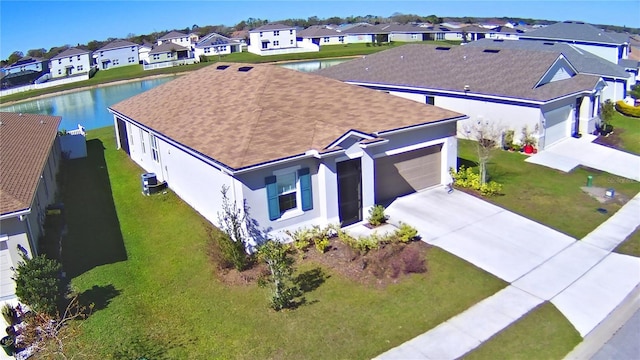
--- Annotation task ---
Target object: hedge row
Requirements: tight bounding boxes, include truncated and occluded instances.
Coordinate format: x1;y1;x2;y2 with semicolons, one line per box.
615;100;640;118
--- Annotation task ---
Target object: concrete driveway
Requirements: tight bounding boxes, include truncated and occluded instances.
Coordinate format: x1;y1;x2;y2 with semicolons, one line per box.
525;135;640;181
385;188;575;283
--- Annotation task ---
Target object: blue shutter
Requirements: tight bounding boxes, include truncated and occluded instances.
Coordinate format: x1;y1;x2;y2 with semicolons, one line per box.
298;168;313;211
265;176;280;220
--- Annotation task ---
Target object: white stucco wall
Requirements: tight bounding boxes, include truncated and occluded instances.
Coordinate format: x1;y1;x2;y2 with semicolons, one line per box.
572;44;619;64
601;79;626;101
346;34;374;44
50;52;91;78
249;28;297;50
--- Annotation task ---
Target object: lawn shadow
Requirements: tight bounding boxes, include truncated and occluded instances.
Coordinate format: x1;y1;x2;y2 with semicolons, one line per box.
77;284;121;313
60;139;127;278
457;157;478;169
294;267;328;293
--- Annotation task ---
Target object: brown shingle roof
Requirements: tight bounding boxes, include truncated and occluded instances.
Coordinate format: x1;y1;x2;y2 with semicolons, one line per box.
317;44;601;102
110;63;464;170
0;113;60;215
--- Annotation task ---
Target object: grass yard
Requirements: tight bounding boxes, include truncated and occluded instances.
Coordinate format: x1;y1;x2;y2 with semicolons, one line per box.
614;226;640;257
611;112;640;155
457;139;640;239
56;126;505;359
463;302;581;360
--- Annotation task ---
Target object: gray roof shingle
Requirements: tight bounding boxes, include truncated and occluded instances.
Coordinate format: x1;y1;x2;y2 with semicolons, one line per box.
251;23;295;32
96;40;139;52
316;44;601;102
50;47;90;60
520;21;629;45
149;42;188;55
159;31;188;40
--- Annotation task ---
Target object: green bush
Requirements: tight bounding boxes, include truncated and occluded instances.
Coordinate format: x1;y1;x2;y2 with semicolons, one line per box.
315;237;330;253
450;166;503;197
615;100;640;118
12;253;62;315
395;222;418;243
286;225;334;254
367;205;387;227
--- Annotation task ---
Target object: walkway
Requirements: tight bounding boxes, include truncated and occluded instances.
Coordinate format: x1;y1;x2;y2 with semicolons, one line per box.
377;189;640;359
525;135;640;181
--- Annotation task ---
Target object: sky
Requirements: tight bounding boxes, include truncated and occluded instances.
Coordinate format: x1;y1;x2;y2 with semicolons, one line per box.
1;0;639;58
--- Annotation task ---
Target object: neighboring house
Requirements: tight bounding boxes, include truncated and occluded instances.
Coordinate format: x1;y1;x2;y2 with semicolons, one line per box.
193;33;243;58
0;112;62;300
485;26;524;40
629;35;640;61
318;44;607;149
147;42;192;63
93;40;139;70
248;24;318;55
108;63;466;242
618;59;639;86
467;38;633;101
423;25;464;41
385;24;433;42
157;31;192;49
138;42;153;64
297;25;346;46
49;47;91;78
519;21;630;64
340;24;389;44
0;56;49;89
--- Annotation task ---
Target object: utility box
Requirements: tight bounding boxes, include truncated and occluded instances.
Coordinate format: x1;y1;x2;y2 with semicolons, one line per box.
141;173;157;196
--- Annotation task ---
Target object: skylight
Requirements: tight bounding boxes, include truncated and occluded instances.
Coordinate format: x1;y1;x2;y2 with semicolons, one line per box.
435;46;451;51
216;65;230;70
483;49;500;53
238;66;253;72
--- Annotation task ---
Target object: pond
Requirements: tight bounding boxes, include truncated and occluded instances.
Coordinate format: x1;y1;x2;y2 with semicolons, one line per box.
0;76;177;131
0;58;352;131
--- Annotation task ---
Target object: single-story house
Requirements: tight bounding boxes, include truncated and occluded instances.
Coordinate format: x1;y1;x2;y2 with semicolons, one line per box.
49;47;92;78
519;21;630;65
193;33;243;58
0;112;61;300
467;38;633;101
248;23;318;56
93;40;139;70
297;25;345;46
385;24;433;42
485;26;524;40
340;24;389;44
108;63;466;240
317;44;606;149
147;42;192;64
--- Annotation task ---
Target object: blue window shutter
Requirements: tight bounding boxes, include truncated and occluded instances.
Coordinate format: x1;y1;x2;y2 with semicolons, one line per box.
298;168;313;211
265;176;280;220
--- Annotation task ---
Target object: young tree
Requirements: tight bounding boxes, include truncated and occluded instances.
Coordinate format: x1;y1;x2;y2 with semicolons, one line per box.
12;253;62;315
216;185;251;271
461;119;503;185
600;99;615;127
258;240;301;311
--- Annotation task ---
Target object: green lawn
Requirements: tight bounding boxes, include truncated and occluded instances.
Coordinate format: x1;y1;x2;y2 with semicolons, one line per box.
58;126;505;359
1;41;458;104
458;139;640;239
611;112;640;155
614;226;640;257
463;302;581;360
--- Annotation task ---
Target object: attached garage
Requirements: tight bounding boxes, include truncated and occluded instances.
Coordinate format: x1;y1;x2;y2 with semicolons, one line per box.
543;105;571;147
374;144;442;204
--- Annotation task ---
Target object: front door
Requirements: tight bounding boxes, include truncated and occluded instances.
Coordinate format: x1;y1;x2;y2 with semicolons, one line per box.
337;158;362;227
574;97;583;135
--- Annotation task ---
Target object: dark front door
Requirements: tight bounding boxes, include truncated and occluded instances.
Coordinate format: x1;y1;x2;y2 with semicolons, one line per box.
575;97;583;135
337;158;362;227
116;118;130;155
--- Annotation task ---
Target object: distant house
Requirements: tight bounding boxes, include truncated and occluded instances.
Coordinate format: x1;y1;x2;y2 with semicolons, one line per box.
108;63;466;241
49;48;91;78
467;38;632;101
143;42;196;70
297;25;345;46
386;24;433;42
0;112;61;300
485;26;524;40
340;24;389;44
193;33;243;58
248;24;318;55
519;21;630;64
1;56;49;89
319;44;607;148
138;42;153;64
94;40;139;70
157;31;192;49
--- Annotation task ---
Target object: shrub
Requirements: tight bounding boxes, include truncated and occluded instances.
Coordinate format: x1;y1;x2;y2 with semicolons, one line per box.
1;304;17;325
480;181;503;196
615;100;640;118
257;240;301;311
314;237;330;253
216;185;251;271
367;205;387;227
450;166;503;197
12;253;62;315
286;225;334;254
394;222;418;243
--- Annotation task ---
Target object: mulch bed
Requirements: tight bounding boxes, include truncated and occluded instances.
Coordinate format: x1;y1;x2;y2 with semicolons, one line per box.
212;238;430;288
593;129;625;150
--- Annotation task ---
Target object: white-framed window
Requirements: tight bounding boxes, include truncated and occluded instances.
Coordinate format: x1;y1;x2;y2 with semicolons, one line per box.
58;69;62;75
69;56;73;62
127;122;134;146
58;59;61;64
101;52;104;57
113;59;119;65
140;129;147;154
411;34;418;39
289;29;293;35
436;33;445;40
274;40;279;46
290;39;294;45
204;47;210;54
274;167;300;214
260;32;263;37
77;55;81;60
339;36;344;43
274;30;280;36
132;46;136;51
77;65;83;71
152;54;160;60
128;57;135;63
323;37;330;43
150;134;160;162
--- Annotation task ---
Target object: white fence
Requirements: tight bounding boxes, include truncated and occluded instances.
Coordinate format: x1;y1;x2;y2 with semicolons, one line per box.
0;74;90;97
247;45;319;56
143;58;198;71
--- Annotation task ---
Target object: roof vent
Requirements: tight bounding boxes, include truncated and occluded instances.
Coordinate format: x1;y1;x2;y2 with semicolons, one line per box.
493;39;504;42
435;46;451;51
238;66;253;72
216;65;230;70
543;42;555;45
483;49;500;53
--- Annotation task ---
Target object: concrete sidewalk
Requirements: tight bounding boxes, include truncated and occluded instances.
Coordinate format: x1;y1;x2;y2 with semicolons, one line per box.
377;189;640;359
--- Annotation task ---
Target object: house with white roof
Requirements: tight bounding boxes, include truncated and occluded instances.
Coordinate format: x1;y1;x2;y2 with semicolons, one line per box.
248;24;318;56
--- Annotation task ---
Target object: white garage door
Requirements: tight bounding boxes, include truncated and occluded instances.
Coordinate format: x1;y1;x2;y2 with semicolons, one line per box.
374;144;442;204
0;247;16;298
544;106;571;147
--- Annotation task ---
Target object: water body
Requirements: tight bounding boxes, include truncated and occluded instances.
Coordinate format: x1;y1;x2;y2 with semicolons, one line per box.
0;77;176;131
0;59;350;131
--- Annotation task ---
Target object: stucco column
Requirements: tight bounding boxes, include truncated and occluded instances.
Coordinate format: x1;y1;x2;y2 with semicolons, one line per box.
360;150;375;210
113;115;122;150
317;160;339;224
443;136;457;184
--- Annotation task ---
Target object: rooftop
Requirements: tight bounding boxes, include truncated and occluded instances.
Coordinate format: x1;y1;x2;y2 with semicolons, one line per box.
148;42;188;55
519;21;630;45
50;47;90;60
96;40;139;52
0;112;61;215
251;23;295;32
159;31;188;40
110;63;464;170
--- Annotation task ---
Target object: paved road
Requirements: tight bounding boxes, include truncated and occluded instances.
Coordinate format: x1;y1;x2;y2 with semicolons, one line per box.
591;309;640;360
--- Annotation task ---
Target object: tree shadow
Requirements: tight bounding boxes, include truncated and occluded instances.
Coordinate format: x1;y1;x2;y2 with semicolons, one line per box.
457;157;478;169
77;284;121;313
59;139;127;278
294;267;328;294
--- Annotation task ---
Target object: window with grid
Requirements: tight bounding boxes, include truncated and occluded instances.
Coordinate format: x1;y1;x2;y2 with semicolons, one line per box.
150;134;160;162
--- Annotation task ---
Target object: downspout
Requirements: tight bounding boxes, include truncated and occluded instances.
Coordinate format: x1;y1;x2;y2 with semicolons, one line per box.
22;214;37;257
